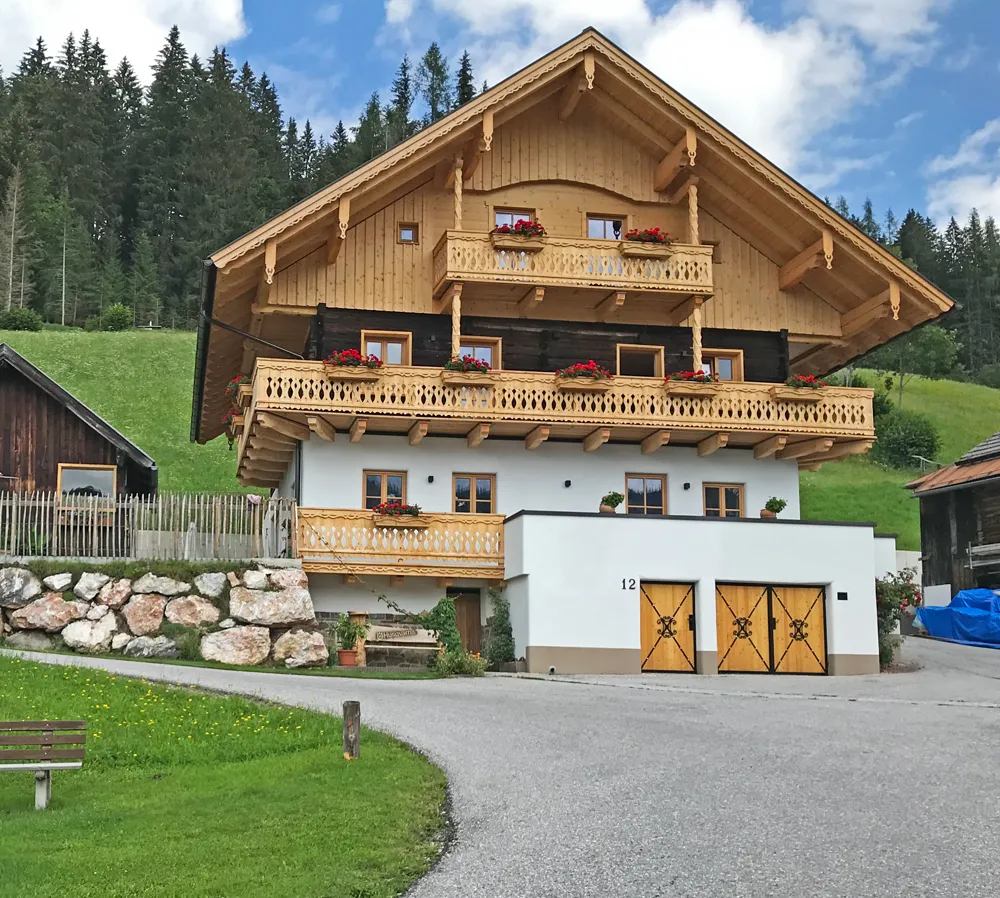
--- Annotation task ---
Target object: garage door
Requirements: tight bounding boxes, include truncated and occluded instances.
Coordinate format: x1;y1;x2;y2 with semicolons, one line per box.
716;584;827;675
640;582;696;672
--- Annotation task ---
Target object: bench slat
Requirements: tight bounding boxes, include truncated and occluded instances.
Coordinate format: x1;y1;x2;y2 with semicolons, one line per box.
0;749;86;761
0;720;87;731
0;734;86;746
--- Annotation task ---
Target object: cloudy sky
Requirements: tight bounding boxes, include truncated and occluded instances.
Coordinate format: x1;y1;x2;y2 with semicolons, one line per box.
3;0;999;226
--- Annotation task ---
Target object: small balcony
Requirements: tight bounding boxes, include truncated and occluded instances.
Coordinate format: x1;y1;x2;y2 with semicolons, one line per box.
297;507;505;579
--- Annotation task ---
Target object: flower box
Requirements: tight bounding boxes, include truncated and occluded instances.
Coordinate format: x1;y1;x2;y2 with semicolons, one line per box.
230;414;245;430
665;381;719;396
555;376;612;392
237;384;252;405
440;370;497;387
490;233;545;252
770;385;825;402
325;366;383;382
618;241;673;260
372;514;431;529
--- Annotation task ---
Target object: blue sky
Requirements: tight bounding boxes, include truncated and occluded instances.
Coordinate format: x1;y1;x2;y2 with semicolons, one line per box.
4;1;1000;227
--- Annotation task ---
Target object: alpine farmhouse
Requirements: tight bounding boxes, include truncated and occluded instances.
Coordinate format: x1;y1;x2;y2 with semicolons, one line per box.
192;30;952;676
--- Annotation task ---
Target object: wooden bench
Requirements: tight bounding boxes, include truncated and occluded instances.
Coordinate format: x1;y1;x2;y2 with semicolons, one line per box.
0;721;87;809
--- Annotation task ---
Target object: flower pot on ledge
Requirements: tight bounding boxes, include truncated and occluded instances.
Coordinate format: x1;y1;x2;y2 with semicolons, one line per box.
337;649;358;667
490;233;545;252
440;370;497;388
599;504;617;514
325;366;383;382
760;509;777;519
665;380;719;396
555;376;613;392
618;240;673;260
770;385;824;402
372;514;431;529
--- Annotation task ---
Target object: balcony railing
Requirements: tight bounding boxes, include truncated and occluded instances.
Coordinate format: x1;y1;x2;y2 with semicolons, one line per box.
297;507;505;578
432;230;714;296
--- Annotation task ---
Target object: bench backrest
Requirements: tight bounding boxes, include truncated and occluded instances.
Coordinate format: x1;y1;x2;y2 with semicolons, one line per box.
0;721;87;763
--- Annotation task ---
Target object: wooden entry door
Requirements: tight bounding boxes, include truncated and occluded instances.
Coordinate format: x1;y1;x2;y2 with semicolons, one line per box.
640;582;696;672
771;586;827;674
450;590;481;655
716;584;771;673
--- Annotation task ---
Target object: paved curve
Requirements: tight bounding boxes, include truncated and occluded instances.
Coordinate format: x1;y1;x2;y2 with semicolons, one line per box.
16;639;1000;898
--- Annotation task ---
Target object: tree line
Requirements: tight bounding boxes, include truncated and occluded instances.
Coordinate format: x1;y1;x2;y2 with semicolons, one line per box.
0;27;480;328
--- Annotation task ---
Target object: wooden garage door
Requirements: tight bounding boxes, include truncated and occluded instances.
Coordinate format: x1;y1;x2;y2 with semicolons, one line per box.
640;583;696;672
716;584;771;673
771;586;827;674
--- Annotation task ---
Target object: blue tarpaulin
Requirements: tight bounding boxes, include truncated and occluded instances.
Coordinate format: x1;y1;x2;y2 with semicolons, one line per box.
915;589;1000;648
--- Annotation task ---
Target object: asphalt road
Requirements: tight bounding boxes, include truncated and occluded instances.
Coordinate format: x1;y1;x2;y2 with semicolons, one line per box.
16;638;1000;898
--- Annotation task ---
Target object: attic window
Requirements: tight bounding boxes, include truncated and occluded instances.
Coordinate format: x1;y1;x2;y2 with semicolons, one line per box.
398;223;419;244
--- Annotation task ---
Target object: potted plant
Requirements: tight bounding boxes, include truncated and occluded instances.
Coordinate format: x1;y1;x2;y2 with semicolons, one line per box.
554;360;614;391
324;348;384;382
440;354;496;387
599;491;624;514
664;370;719;395
771;373;827;402
620;226;674;259
335;614;367;667
221;408;243;450
490;218;546;251
225;373;251;407
760;497;787;519
372;501;429;528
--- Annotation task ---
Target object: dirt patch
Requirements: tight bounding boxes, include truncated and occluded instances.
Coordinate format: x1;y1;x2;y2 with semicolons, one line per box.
881;659;923;674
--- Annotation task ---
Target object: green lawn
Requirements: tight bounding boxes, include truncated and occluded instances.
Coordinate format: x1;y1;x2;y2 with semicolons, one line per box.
0;656;446;898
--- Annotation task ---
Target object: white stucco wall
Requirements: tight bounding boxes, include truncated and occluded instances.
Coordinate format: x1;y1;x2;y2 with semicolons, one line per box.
309;574;491;624
298;435;801;518
273;445;299;502
874;535;898;578
505;513;880;660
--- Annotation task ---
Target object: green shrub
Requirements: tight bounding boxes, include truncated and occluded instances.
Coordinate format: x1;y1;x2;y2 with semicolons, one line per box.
0;307;43;331
484;588;515;670
102;302;133;331
413;597;462;654
875;567;922;666
976;363;1000;389
83;315;101;332
434;650;486;676
870;408;941;469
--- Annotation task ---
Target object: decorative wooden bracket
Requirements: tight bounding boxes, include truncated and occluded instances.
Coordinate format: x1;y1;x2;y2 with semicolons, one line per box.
307;416;336;442
776;437;833;460
841;280;900;338
526;425;550;450
518;285;544;316
583;428;611;452
434;281;463;314
467;423;490;448
349;418;367;443
753;435;787;459
641;431;670;455
257;412;309;442
264;239;276;285
338;195;350;240
482;109;493;152
584;50;595;89
596;290;626;321
668;175;699;205
697;432;728;457
559;52;594;121
778;230;834;291
889;279;901;321
799;439;873;464
654;127;697;193
408;421;429;446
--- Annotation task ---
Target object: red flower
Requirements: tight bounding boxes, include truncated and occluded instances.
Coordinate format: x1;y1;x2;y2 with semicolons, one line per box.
555;360;614;380
666;370;717;383
624;227;672;244
786;374;827;389
325;348;383;369
493;219;546;238
443;355;492;372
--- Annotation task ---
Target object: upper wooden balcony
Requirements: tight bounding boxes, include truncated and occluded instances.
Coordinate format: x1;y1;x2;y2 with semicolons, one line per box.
432;230;714;313
235;359;875;485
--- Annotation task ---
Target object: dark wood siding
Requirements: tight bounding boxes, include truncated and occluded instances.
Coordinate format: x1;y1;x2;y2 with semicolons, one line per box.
315;308;788;382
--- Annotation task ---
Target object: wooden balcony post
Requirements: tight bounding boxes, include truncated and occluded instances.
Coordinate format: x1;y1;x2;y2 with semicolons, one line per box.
688;184;700;245
691;296;705;371
453;155;463;230
451;290;462;356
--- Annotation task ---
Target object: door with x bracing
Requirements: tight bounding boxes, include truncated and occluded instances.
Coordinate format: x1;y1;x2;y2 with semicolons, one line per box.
640;582;696;672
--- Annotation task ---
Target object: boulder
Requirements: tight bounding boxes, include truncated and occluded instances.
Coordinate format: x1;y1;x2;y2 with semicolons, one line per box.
164;595;220;628
0;568;43;608
272;629;329;668
200;626;271;666
132;573;191;596
61;614;117;654
194;572;227;599
219;618;235;629
111;633;132;652
241;570;268;590
73;572;110;601
122;594;167;636
4;630;54;651
9;593;85;632
97;578;132;610
86;604;110;621
124;635;179;659
42;572;73;591
268;568;309;591
227;572;240;588
229;586;315;627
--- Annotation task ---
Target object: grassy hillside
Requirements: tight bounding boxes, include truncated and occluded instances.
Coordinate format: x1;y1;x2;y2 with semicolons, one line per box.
1;329;240;493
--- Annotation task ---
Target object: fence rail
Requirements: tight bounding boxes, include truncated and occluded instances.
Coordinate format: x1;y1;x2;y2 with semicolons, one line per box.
0;492;296;561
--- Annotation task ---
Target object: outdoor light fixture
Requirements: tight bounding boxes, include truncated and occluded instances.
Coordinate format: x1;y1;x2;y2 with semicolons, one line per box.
564;479;572;488
427;475;434;483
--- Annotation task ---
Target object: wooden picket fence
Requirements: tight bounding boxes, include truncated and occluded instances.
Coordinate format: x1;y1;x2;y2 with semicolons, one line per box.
0;492;296;561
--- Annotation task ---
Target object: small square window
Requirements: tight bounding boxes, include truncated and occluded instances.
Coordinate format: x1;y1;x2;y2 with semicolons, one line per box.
588;216;625;240
398;223;419;244
57;464;117;510
701;350;744;382
361;330;412;366
364;471;406;509
617;344;664;378
704;483;743;518
453;474;495;514
626;474;666;516
494;208;533;229
458;337;502;369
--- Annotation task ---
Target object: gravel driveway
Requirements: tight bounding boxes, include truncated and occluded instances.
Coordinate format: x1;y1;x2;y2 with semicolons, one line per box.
16;638;1000;898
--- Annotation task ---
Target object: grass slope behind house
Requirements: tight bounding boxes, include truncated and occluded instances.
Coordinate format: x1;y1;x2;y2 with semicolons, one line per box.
801;374;1000;550
0;329;239;492
0;657;446;898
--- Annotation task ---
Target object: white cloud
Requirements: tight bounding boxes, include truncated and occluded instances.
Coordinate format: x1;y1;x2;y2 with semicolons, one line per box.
803;0;949;55
927;119;1000;222
927;120;1000;175
799;153;889;193
386;0;416;24
315;4;342;25
0;0;246;82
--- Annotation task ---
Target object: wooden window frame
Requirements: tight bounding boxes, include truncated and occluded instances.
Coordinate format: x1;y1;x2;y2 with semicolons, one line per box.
703;482;744;518
616;343;664;378
363;470;408;508
457;336;503;370
586;213;628;240
361;330;412;366
625;473;668;516
701;348;744;382
57;463;117;512
492;206;535;229
397;222;419;245
452;473;496;514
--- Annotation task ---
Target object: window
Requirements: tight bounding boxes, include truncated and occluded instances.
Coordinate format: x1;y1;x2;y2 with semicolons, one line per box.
626;474;666;516
458;337;502;369
57;464;116;507
364;471;406;509
617;344;664;378
361;330;411;366
701;349;744;382
453;474;495;514
588;215;625;240
494;208;534;228
397;223;419;244
704;483;743;518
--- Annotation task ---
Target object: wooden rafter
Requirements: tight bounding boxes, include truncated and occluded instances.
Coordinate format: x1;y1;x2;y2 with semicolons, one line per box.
641;431;670;455
434;281;463;315
778;230;834;291
799;439;873;463
668;175;699;205
697;433;728;457
525;425;550;450
467;423;490;448
584;427;611;452
588;88;673;151
841;284;898;339
663;295;702;326
307;416;336;441
595;290;626;320
350;418;367;443
776;438;833;460
558;72;589;121
653;126;697;193
408;421;429;446
753;435;787;459
245;446;293;463
257;412;309;442
518;285;544;316
249;434;296;452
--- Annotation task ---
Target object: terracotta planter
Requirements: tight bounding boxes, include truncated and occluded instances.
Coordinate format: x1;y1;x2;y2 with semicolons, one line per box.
770;385;824;402
665;380;719;396
599;504;617;514
337;649;358;667
555;376;613;392
490;233;545;252
760;509;777;519
619;240;673;259
325;366;383;382
373;514;431;529
440;370;496;388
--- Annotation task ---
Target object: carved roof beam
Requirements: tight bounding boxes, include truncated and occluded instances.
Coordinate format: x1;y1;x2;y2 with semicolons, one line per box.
697;432;728;457
595;290;626;321
558;51;595;121
840;280;901;339
778;230;834;291
654;126;697;193
518;285;545;317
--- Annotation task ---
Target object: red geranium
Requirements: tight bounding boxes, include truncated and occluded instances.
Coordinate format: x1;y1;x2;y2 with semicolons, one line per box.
493;219;546;238
325;348;383;369
666;370;717;383
786;374;827;389
444;354;492;372
624;226;672;244
372;501;422;517
555;360;614;380
224;374;250;401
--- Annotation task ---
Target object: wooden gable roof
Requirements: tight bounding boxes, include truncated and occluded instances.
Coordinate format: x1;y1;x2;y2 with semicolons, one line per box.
192;27;953;443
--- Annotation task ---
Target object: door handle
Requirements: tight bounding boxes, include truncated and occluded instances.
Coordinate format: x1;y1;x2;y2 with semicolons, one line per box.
769;617;777;631
688;614;695;631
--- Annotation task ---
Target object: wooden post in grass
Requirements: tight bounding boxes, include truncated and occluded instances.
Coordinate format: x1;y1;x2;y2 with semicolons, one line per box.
343;701;360;760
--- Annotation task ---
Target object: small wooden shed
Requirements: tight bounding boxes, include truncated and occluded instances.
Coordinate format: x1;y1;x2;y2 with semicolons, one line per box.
0;343;157;495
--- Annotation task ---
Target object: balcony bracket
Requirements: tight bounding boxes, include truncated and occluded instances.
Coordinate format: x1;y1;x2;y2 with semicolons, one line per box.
518;285;545;317
753;435;787;459
779;230;834;291
350;418;368;443
467;422;491;448
777;437;834;460
596;290;626;321
257;412;309;442
526;425;550;450
408;421;429;446
697;432;729;457
641;431;670;455
307;416;336;442
584;428;611;452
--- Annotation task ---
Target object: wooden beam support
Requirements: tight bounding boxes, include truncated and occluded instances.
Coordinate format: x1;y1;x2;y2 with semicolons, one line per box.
307;416;336;442
889;279;901;321
256;412;309;442
841;288;894;338
595;290;626;321
583;427;611;452
408;421;429;446
776;438;834;460
517;285;544;316
641;431;670;455
588;88;673;151
326;225;343;265
467;423;490;448
434;281;463;314
389;575;405;586
799;440;874;463
263;239;276;285
525;425;550;450
343;574;357;585
697;432;728;457
482;109;493;152
245;447;294;463
558;73;588;121
779;232;834;291
437;578;454;589
349;418;367;443
338;195;350;239
242;458;288;475
663;295;701;326
668;175;699;205
249;434;296;452
753;435;787;459
654;126;697;192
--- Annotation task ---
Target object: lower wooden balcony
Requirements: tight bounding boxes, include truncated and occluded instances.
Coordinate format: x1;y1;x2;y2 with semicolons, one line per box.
297;508;505;579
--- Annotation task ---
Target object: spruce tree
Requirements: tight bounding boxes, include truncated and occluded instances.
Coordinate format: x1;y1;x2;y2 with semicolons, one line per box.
417;43;451;123
455;51;475;107
130;231;160;325
387;55;415;147
352;93;386;163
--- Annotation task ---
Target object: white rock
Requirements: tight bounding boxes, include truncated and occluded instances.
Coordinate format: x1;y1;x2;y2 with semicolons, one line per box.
219;618;235;629
43;573;73;591
9;593;85;631
124;635;179;659
268;568;309;591
200;626;271;666
86;604;110;621
272;629;329;668
194;572;227;599
241;570;268;590
74;572;110;601
0;568;43;608
4;630;54;650
132;573;191;596
61;614;117;654
164;595;220;628
111;633;133;652
229;586;315;627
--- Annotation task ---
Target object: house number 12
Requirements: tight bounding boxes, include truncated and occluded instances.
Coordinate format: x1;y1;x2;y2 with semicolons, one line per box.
622;578;636;590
